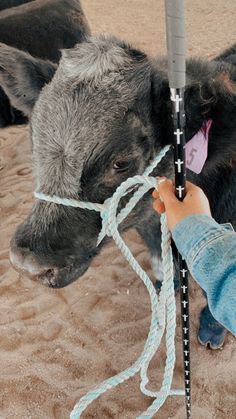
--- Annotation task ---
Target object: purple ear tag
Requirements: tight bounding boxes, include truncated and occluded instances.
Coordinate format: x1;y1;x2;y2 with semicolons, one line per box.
185;119;212;174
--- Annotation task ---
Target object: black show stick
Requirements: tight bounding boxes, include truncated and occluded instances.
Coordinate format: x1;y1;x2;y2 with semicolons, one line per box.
164;1;191;417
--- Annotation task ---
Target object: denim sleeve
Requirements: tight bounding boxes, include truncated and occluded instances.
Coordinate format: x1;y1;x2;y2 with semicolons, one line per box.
172;214;236;335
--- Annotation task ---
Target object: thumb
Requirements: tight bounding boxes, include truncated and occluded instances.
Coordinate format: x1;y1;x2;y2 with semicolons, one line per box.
157;178;178;209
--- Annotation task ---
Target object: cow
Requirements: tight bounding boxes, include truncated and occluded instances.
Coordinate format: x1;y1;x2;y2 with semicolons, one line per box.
0;36;235;350
0;0;90;127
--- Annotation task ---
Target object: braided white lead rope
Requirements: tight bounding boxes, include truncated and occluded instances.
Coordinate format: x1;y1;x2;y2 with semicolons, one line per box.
34;145;185;418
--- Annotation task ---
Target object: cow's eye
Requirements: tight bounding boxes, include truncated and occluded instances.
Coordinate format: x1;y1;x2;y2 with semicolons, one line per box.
113;160;131;173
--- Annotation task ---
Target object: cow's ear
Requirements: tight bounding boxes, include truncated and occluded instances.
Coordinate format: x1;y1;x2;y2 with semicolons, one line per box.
0;43;56;117
151;68;173;146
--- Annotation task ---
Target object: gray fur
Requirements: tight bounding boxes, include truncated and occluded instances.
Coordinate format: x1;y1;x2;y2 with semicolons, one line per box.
60;36;133;83
31;36;154;199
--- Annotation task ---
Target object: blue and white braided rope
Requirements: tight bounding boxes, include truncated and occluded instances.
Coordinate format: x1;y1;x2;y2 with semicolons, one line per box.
34;145;185;418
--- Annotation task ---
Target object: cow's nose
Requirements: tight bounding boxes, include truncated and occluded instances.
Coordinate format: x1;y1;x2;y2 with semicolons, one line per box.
9;245;57;285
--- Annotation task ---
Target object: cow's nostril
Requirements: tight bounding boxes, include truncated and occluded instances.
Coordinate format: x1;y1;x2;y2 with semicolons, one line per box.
37;268;59;287
43;269;55;280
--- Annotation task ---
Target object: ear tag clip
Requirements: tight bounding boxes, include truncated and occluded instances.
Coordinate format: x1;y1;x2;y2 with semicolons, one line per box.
185;119;212;174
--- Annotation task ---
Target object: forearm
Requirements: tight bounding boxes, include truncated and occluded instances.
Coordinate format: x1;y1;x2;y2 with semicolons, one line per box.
172;214;236;335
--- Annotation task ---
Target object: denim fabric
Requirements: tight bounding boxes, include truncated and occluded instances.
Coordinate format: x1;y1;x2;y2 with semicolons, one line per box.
172;214;236;335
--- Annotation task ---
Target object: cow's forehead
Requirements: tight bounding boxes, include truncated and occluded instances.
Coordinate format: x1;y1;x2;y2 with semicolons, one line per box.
31;89;125;197
31;36;151;197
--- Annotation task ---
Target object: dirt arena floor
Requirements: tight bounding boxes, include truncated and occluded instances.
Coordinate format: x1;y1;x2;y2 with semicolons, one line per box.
0;1;235;418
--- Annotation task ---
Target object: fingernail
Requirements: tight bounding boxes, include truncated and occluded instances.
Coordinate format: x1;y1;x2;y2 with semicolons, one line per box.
157;176;167;184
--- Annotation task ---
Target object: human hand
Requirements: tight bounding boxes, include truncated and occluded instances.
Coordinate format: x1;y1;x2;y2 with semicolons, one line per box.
152;178;212;231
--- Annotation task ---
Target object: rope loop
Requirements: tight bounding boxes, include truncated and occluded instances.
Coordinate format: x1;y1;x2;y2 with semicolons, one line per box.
34;144;185;418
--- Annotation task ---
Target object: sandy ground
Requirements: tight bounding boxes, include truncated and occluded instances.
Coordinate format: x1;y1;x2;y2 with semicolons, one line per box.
0;1;236;418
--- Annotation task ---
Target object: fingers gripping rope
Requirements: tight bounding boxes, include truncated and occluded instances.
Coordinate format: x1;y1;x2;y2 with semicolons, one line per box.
34;145;185;418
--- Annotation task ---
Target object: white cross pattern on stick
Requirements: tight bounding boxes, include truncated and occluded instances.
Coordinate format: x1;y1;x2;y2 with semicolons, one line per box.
186;388;190;393
185;370;190;376
181;269;188;277
174;129;183;144
171;93;182;112
183;327;188;334
182;314;188;321
184;350;189;356
184;339;189;345
181;285;188;293
185;360;190;366
176;185;185;198
175;159;184;173
182;300;188;308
